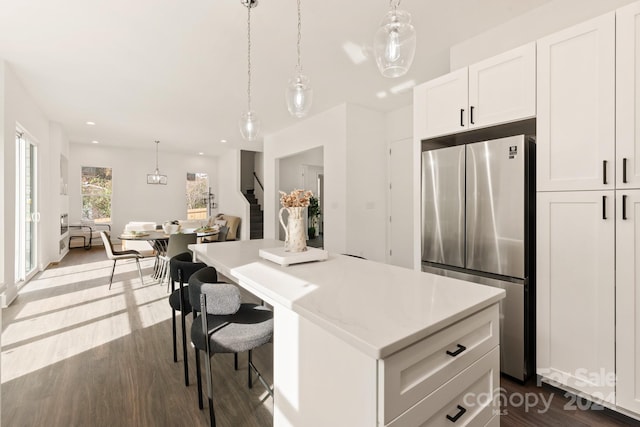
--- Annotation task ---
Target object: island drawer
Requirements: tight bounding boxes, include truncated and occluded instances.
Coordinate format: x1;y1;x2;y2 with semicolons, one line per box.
385;346;499;427
378;304;499;424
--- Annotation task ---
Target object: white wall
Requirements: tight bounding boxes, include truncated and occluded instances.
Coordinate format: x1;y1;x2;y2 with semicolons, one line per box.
264;103;388;261
68;143;220;238
1;61;60;306
277;146;324;241
217;148;251;240
450;0;637;70
264;105;347;254
385;105;414;269
345;105;387;261
278;146;323;193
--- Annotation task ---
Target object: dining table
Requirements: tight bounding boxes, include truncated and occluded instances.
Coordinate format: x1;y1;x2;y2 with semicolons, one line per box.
118;229;219;280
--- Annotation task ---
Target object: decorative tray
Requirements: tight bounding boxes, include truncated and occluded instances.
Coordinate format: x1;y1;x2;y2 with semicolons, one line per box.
259;246;329;267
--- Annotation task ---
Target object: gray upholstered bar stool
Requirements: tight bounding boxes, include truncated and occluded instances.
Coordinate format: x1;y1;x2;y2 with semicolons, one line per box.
188;266;228;410
191;279;273;427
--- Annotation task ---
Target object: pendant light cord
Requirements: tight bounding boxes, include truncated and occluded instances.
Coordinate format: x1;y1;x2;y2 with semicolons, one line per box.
155;140;159;172
247;4;252;112
296;0;302;74
390;0;400;10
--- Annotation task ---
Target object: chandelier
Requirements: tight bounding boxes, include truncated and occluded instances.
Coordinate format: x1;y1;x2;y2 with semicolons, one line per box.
147;140;167;185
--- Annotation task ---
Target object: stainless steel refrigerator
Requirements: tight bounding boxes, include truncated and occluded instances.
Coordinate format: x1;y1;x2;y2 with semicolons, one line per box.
421;134;535;381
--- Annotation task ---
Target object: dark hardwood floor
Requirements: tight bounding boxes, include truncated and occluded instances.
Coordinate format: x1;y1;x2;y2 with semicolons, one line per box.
500;376;639;426
2;246;639;426
2;246;273;426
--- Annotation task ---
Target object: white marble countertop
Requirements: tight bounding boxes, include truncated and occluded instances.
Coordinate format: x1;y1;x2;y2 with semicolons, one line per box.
189;239;505;359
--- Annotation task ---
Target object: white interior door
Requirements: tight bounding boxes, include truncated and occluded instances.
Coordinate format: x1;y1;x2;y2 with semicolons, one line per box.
16;131;39;283
388;138;413;268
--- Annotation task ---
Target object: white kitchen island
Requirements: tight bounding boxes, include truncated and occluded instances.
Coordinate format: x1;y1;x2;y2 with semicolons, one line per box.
190;239;505;427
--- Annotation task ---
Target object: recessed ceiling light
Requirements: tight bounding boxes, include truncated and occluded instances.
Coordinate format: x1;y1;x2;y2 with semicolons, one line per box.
198;152;204;156
220;139;228;143
91;140;99;144
389;79;416;95
342;41;368;65
86;121;95;126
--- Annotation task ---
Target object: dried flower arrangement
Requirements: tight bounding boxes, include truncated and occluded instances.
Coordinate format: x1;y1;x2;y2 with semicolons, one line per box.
279;189;313;208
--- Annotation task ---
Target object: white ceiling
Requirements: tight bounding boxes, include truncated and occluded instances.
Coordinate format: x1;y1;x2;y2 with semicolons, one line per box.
0;0;551;156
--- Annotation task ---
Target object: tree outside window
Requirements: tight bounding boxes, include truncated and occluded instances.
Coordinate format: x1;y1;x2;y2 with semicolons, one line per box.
186;172;208;219
81;166;112;223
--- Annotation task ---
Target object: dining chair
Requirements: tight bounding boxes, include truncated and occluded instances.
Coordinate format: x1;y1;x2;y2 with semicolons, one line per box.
100;231;144;289
191;280;274;426
169;252;207;386
159;233;197;289
216;225;229;242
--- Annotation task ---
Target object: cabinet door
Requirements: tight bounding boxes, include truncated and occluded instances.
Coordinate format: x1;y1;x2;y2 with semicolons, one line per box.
537;191;615;403
617;3;640;189
537;13;615;191
616;189;640;413
468;42;536;129
415;68;468;139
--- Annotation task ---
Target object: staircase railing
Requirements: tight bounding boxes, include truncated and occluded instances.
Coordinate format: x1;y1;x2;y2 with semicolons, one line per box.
253;172;264;209
253;172;264;191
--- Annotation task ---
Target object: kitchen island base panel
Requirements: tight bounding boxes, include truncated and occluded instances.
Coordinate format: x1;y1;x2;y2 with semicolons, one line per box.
272;303;377;427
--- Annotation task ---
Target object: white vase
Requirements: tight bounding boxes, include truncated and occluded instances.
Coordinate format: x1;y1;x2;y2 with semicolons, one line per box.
279;206;307;252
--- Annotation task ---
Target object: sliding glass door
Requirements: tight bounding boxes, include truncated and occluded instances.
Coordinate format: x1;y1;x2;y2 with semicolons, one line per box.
16;130;38;283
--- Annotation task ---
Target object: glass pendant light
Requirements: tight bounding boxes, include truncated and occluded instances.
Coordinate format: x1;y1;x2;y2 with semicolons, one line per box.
285;0;312;118
147;140;167;185
373;0;416;78
239;0;261;141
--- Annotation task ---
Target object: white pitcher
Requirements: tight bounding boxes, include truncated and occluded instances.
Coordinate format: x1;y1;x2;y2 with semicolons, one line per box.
279;206;307;252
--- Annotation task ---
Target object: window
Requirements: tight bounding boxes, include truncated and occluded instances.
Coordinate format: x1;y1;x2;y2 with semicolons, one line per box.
186;172;209;219
81;166;112;223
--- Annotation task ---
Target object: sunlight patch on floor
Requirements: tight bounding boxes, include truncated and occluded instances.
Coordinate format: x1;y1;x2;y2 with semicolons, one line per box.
1;312;132;383
1;254;171;383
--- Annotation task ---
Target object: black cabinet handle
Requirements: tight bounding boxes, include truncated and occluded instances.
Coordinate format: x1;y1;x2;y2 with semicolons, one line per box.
460;109;465;127
603;195;607;220
446;343;467;357
623;158;628;184
470;106;475;124
446;405;467;423
603;160;608;185
623;195;628;220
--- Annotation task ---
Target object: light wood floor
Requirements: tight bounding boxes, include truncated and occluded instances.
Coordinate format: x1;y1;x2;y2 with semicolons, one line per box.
3;247;638;426
2;247;273;427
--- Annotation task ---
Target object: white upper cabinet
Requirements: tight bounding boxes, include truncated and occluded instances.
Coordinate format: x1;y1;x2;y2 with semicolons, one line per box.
617;2;640;189
414;42;536;140
468;42;536;129
415;68;468;140
537;12;615;192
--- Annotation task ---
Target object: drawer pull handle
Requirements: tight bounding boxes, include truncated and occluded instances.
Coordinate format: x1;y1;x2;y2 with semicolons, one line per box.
446;344;467;357
446;405;467;423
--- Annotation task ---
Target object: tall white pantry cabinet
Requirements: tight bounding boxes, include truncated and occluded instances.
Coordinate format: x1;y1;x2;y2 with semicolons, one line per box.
537;2;640;416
